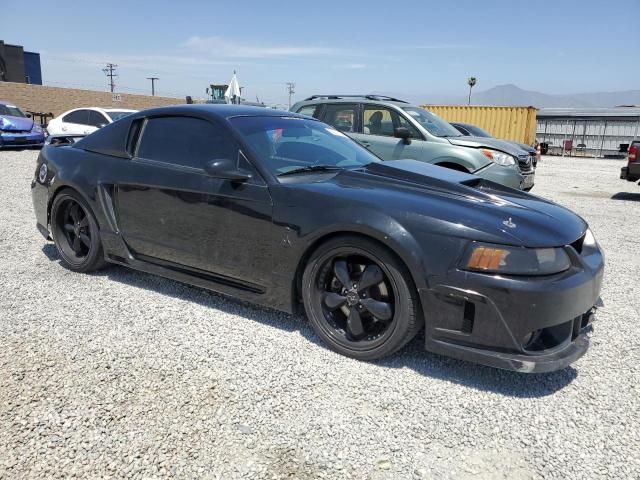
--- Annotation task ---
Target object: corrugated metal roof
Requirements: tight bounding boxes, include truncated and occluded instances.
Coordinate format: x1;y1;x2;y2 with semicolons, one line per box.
538;107;640;118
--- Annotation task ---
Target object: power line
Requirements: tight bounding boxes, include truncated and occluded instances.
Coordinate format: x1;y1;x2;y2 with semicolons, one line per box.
146;77;159;96
102;63;118;93
286;82;296;109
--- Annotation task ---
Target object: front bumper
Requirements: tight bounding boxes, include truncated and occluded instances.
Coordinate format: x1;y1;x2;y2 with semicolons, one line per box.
0;131;45;148
419;244;604;372
474;162;534;191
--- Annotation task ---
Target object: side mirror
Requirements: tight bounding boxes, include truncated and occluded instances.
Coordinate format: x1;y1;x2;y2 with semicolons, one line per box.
26;113;32;118
204;158;251;182
394;127;412;144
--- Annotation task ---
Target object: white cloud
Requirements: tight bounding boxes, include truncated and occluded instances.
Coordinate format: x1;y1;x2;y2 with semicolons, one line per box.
339;63;367;69
183;36;340;58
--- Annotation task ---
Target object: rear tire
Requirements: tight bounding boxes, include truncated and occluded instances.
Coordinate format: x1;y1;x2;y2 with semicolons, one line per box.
302;236;422;360
50;190;107;273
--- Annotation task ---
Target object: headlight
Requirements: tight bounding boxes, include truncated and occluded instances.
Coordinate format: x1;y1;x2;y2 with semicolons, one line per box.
480;148;516;166
461;242;571;275
32;125;43;133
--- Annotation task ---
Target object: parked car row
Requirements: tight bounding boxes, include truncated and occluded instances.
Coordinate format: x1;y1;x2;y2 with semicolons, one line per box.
31;104;604;372
0;102;137;150
291;95;536;191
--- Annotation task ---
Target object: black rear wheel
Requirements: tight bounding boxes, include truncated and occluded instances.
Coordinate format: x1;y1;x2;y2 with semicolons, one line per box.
50;190;107;273
302;236;422;360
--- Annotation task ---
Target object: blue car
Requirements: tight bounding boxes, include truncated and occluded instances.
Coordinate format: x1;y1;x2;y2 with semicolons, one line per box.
0;102;46;149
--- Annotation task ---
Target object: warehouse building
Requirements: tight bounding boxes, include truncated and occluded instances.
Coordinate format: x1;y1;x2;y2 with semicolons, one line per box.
536;107;640;157
0;40;42;85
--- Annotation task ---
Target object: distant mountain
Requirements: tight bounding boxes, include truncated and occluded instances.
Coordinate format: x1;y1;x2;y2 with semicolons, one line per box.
415;84;640;108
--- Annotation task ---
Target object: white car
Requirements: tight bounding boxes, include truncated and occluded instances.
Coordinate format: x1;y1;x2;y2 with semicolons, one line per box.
46;107;137;136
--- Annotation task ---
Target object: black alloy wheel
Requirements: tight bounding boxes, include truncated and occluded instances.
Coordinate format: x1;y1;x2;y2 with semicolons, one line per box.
302;236;422;360
50;190;107;272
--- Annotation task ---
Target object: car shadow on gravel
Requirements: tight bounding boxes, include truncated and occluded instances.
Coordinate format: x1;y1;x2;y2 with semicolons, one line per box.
373;339;578;398
611;192;640;202
41;244;578;398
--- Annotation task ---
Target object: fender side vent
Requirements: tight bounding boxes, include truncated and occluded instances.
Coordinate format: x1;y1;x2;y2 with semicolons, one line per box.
461;300;475;334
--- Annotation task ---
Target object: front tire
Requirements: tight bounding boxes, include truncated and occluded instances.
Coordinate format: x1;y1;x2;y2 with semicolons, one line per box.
302;236;422;360
50;190;107;273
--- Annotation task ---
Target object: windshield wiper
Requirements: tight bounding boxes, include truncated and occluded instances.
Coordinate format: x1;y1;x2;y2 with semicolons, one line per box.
277;165;344;177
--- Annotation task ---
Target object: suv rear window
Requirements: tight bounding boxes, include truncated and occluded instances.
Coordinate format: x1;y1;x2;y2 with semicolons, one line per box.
296;105;319;118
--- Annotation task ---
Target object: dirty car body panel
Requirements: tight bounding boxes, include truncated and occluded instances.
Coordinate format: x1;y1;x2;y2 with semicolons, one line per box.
31;105;603;372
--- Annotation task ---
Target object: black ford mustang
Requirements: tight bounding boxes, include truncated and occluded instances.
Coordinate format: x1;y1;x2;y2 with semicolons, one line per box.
31;105;604;372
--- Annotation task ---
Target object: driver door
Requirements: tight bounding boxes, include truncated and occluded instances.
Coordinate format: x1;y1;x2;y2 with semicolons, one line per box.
115;115;274;288
349;106;424;160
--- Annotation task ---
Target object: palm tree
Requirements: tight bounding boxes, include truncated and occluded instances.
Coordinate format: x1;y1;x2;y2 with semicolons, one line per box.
467;77;477;105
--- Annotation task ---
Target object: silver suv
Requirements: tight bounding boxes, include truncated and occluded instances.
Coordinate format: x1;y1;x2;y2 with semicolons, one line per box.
290;95;535;190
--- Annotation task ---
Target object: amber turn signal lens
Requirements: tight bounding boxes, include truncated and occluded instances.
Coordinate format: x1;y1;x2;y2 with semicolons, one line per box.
480;149;494;161
467;246;507;270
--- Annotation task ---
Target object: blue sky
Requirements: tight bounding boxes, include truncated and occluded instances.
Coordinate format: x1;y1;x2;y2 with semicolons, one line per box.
3;0;639;106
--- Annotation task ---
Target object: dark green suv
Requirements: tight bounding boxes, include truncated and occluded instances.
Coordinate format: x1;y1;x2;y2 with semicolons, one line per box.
291;95;535;190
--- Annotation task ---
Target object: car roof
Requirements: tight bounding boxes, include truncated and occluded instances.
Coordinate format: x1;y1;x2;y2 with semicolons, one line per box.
99;108;137;112
297;97;411;108
131;104;308;120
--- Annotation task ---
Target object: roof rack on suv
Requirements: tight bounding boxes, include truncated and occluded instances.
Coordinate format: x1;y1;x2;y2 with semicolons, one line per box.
304;94;408;103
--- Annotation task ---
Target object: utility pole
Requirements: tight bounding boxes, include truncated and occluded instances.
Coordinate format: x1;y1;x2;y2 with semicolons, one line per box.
286;82;296;109
102;63;118;93
146;77;159;96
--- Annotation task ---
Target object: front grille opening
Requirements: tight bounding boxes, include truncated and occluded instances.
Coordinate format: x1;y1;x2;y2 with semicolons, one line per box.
522;320;573;351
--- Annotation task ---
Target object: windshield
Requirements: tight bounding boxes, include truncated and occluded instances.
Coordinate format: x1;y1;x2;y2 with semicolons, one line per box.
461;124;492;137
0;104;26;117
230;116;380;176
106;111;134;122
402;107;461;138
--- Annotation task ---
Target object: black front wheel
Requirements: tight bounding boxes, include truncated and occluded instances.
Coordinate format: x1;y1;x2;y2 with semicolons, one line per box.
302;236;422;360
50;190;107;273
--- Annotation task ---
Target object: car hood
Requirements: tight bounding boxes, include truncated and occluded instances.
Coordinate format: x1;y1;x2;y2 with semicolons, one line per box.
446;135;525;156
330;160;586;247
0;114;34;131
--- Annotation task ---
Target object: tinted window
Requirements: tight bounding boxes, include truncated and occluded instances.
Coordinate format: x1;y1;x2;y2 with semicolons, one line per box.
322;104;357;133
137;116;236;169
63;110;90;125
462;124;492;138
88;111;109;127
296;105;319;118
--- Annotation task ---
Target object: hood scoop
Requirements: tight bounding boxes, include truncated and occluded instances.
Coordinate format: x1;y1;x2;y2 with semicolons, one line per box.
364;159;494;196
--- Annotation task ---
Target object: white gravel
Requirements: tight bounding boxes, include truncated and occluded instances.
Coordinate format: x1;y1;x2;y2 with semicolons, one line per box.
0;150;639;479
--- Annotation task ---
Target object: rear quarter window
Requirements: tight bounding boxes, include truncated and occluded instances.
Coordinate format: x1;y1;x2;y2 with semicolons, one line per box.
136;116;237;170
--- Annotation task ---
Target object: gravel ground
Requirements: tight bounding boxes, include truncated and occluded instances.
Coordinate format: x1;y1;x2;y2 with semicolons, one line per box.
0;150;639;480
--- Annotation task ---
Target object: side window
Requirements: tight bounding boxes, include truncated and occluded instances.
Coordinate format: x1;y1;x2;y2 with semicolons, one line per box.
322;104;357;133
363;107;396;137
136;116;236;170
296;105;320;118
63;110;89;125
396;113;422;139
363;107;421;139
88;111;109;127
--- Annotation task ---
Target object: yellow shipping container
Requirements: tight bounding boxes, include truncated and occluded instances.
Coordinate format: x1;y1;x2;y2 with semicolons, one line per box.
421;105;538;146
